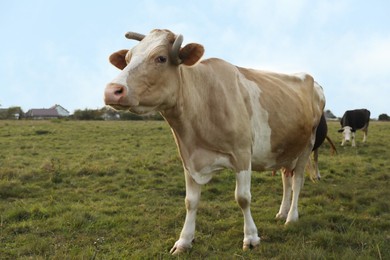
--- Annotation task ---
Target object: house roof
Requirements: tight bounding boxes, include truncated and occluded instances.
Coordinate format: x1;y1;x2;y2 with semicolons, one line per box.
50;104;70;113
25;104;70;117
26;108;60;117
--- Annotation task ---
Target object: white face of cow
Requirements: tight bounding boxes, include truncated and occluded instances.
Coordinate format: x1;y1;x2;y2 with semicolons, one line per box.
342;126;352;142
104;29;204;115
339;126;354;146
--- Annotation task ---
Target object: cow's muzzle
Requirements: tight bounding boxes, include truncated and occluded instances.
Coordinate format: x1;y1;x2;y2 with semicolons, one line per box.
104;83;128;106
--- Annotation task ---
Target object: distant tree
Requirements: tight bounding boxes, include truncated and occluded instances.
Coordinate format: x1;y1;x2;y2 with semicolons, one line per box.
119;111;143;120
73;108;103;120
324;109;337;119
73;107;165;121
100;107;120;120
9;107;24;119
0;106;24;119
150;112;164;121
378;113;390;121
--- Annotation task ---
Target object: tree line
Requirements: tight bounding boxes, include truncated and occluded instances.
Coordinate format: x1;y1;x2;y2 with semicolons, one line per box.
0;106;389;121
0;106;164;121
72;107;164;121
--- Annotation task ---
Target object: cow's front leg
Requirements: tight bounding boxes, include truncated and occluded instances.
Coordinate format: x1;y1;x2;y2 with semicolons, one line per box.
170;171;201;255
341;137;346;146
235;169;260;250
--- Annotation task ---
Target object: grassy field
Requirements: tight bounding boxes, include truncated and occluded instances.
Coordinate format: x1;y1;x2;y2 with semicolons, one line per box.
0;119;389;259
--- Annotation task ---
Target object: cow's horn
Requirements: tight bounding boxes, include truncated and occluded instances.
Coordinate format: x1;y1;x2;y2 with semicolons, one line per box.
170;34;183;65
125;32;145;41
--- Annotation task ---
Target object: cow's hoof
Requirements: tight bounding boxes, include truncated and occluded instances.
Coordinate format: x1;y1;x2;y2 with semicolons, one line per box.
243;236;260;251
170;246;186;256
275;212;287;220
286;211;299;224
170;239;192;255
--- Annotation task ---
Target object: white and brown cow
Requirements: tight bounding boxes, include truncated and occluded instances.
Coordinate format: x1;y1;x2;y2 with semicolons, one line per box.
104;29;325;255
338;109;370;147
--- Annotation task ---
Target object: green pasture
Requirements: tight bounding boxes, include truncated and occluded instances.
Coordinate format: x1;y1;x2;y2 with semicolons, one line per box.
0;120;389;259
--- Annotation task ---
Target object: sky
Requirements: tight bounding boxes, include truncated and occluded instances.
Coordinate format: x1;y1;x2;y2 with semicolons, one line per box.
0;0;389;118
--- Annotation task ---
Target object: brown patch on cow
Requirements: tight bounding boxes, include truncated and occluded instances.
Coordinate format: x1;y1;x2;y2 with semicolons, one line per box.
237;67;317;166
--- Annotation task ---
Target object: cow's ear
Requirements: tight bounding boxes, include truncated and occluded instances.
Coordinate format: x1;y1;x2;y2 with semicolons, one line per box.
179;43;204;66
109;49;129;70
337;129;344;133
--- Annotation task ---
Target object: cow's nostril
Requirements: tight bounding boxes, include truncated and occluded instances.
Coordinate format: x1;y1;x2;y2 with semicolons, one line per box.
104;84;127;105
114;87;124;95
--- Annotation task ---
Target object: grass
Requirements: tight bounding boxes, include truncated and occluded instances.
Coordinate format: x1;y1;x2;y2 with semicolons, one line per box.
0;119;389;259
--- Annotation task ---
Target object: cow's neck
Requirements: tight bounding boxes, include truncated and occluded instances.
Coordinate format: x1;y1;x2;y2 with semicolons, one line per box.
162;62;236;136
160;61;252;173
162;63;217;137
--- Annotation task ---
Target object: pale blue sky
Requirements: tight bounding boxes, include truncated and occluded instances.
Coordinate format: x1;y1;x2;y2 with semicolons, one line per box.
1;0;389;117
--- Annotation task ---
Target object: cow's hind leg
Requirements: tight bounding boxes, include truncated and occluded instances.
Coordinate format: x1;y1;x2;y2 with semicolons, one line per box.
276;169;292;220
170;170;201;255
235;169;260;250
286;148;311;223
363;128;368;143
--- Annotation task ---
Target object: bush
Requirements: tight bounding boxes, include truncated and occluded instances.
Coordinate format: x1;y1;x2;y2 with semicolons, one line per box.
73;109;103;120
378;113;390;121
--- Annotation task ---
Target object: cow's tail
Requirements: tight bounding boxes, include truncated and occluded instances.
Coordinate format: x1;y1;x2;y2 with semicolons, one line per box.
326;135;337;155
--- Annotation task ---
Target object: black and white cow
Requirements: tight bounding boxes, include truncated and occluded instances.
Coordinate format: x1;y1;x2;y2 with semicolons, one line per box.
338;109;370;147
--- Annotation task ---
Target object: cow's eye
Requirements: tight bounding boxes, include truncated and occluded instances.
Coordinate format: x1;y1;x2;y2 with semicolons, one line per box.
155;56;167;63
